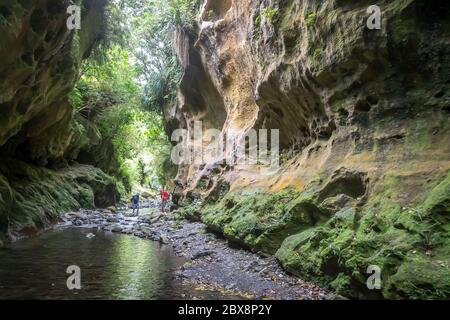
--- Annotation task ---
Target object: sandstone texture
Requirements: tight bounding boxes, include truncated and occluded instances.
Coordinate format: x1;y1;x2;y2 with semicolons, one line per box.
0;0;118;236
168;0;450;299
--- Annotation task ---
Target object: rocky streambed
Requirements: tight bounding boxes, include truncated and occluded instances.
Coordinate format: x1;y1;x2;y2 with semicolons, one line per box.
61;203;329;300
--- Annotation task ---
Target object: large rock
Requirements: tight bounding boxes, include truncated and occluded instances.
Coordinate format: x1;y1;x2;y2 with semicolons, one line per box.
168;0;450;299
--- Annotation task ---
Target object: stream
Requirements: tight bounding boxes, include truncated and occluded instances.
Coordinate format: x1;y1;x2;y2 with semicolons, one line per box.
0;206;328;300
0;227;238;300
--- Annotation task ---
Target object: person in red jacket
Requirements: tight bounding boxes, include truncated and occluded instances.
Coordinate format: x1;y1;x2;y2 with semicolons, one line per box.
160;188;170;212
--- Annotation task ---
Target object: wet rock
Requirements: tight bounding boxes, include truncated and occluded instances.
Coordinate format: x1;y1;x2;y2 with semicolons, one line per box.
159;235;169;244
73;219;83;226
175;270;189;279
112;225;123;233
122;228;134;235
191;249;214;260
225;283;236;290
244;261;258;272
148;230;162;242
140;213;163;224
133;231;145;238
107;206;117;213
106;216;120;223
72;212;87;220
138;222;151;228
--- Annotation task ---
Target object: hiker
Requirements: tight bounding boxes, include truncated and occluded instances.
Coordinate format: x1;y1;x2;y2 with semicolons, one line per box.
131;194;140;215
160;188;170;212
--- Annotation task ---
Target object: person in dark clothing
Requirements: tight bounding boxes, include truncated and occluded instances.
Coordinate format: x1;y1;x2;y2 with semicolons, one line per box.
131;194;140;215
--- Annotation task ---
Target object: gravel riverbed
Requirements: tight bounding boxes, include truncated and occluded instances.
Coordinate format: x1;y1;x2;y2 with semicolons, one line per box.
61;204;330;300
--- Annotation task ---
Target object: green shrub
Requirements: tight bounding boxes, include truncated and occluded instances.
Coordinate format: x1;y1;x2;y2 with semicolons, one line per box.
305;12;316;27
261;6;279;23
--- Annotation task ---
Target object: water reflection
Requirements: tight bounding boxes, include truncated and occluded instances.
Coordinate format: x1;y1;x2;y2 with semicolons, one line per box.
105;233;180;299
0;228;185;300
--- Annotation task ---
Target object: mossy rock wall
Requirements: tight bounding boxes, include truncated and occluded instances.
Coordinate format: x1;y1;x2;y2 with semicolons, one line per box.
179;168;449;299
0;1;118;235
170;0;450;299
0;158;118;234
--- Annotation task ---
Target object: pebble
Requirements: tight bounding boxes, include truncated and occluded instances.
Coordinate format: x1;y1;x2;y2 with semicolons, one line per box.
191;250;214;260
106;216;120;223
112;225;123;233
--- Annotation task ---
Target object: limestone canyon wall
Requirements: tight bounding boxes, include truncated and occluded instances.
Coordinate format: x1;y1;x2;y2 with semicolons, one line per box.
168;0;450;298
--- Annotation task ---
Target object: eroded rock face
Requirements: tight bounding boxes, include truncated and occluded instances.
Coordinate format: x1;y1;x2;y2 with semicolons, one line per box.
0;0;117;235
168;0;450;298
0;0;107;164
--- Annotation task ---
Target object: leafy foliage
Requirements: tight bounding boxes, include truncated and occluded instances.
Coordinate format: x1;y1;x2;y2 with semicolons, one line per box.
261;6;279;23
305;12;316;27
69;0;200;192
124;0;200;113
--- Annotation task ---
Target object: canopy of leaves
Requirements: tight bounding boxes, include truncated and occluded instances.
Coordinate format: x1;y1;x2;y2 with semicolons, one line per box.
123;0;200;113
69;0;200;192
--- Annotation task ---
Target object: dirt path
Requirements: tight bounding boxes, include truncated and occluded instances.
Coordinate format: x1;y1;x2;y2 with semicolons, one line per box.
62;204;329;300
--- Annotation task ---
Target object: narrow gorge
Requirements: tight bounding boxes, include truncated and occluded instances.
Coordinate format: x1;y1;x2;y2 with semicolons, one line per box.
0;0;449;301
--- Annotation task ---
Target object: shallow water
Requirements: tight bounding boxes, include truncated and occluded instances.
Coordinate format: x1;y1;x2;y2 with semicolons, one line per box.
0;227;234;300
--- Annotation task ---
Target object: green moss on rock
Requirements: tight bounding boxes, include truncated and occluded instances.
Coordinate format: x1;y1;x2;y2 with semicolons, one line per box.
178;167;450;299
275;170;450;299
0;173;13;231
0;159;119;232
